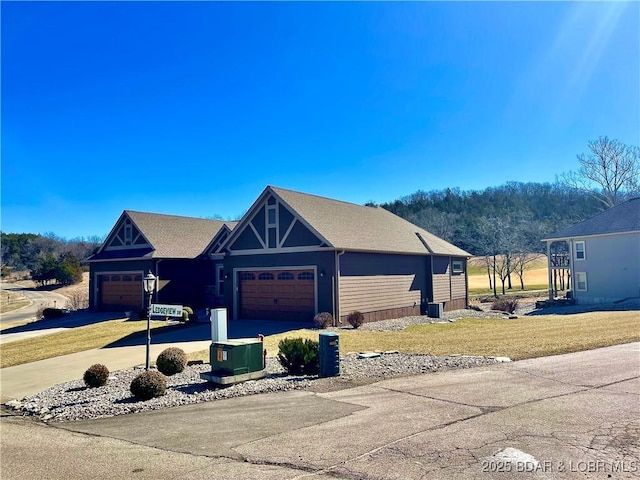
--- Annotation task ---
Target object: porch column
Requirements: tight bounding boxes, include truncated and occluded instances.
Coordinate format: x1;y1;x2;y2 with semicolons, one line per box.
547;242;553;300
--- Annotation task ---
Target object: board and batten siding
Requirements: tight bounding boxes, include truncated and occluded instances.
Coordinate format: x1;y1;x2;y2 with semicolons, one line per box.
338;252;425;321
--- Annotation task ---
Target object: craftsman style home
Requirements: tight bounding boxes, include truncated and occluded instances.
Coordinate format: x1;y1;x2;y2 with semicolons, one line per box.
542;197;640;304
88;186;471;323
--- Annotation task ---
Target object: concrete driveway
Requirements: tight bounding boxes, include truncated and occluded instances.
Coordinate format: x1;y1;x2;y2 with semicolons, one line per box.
2;343;638;479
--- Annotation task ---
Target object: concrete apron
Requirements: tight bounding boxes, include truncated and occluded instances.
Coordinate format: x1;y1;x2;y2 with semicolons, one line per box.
60;343;639;480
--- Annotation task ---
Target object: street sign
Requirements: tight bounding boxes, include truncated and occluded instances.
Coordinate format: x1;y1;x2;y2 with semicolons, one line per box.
150;304;183;317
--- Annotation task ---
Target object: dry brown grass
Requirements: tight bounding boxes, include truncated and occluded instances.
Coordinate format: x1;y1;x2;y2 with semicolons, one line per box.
0;318;168;369
188;310;639;363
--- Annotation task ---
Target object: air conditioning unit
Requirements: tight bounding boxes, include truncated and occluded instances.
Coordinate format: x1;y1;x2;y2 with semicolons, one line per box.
427;302;443;319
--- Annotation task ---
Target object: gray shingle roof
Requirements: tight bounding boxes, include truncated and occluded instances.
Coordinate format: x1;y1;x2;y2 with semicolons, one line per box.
124;211;229;258
271;187;471;256
543;197;640;240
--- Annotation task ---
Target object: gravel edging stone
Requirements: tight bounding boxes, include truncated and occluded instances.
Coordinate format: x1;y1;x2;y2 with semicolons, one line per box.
4;353;502;423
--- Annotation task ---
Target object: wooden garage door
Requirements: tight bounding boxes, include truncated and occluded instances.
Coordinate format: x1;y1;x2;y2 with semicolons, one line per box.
239;269;315;321
100;274;143;311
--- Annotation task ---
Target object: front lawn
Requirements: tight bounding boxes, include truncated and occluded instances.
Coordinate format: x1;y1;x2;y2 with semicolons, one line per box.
0;319;169;368
188;310;639;363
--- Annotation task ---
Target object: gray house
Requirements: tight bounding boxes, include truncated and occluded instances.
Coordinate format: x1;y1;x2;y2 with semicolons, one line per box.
87;211;234;312
542;197;640;304
88;187;471;323
219;186;471;323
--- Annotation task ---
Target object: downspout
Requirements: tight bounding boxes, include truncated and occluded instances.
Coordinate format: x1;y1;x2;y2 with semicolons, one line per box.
334;250;345;326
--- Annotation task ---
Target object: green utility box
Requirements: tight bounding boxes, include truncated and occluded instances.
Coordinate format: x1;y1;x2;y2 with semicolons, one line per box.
210;338;264;376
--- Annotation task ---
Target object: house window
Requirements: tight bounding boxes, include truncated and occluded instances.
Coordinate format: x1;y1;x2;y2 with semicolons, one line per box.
217;265;224;296
575;241;585;260
576;272;587;291
452;260;464;273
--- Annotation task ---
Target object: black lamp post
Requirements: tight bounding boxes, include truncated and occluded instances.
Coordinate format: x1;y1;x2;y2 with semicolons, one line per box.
142;271;156;371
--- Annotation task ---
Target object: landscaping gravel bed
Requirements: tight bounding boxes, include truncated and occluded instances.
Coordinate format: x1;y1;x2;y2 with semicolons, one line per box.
5;353;502;423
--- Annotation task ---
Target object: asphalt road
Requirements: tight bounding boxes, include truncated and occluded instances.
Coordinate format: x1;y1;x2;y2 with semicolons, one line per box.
2;343;638;480
0;284;68;324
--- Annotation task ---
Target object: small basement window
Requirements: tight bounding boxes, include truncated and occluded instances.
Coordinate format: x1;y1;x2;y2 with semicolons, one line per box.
452;260;464;273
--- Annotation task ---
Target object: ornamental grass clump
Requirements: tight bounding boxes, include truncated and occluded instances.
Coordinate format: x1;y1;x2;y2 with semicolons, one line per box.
492;297;519;314
130;370;167;401
83;364;109;388
347;311;364;329
156;347;187;376
277;337;319;375
313;312;333;329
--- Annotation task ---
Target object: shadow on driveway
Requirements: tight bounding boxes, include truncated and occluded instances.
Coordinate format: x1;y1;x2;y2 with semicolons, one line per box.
105;319;314;348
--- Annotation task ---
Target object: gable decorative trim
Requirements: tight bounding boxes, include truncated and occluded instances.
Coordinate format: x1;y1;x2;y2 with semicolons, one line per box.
224;188;332;254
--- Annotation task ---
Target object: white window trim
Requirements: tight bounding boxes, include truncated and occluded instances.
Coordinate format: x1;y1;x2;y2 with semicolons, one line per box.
574;241;586;261
575;272;587;292
452;260;464;273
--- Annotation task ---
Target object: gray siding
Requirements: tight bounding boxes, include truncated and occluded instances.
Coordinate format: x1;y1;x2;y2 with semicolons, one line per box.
572;233;640;304
338;252;426;318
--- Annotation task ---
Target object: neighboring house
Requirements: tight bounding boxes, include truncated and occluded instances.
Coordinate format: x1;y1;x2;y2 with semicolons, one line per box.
86;211;235;312
88;187;471;324
219;186;471;323
542;197;640;304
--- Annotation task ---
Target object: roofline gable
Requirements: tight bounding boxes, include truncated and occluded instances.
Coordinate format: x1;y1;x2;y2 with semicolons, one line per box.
94;210;155;256
219;186;334;252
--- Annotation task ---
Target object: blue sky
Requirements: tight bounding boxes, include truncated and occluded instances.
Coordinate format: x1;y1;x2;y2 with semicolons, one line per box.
2;1;638;240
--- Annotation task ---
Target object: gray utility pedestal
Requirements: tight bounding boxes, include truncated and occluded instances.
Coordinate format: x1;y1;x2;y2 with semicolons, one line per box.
319;332;340;377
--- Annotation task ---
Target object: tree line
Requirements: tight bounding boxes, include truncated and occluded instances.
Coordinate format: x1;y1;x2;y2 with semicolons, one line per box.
376;137;639;295
0;232;103;286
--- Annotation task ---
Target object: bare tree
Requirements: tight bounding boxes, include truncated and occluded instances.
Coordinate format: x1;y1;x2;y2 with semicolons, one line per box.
560;136;639;208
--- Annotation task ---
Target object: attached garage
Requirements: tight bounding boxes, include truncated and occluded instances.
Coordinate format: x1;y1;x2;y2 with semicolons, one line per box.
99;273;143;311
237;269;316;321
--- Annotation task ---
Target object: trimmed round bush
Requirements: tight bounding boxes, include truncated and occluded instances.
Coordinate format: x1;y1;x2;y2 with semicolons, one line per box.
313;312;333;329
130;370;167;401
156;347;187;376
83;364;109;388
347;311;364;329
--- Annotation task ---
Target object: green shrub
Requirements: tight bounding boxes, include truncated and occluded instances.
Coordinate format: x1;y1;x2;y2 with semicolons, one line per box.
156;347;187;376
492;297;519;314
347;311;364;329
180;306;193;322
277;338;319;375
313;312;333;329
42;308;66;319
83;364;109;388
130;370;167;401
